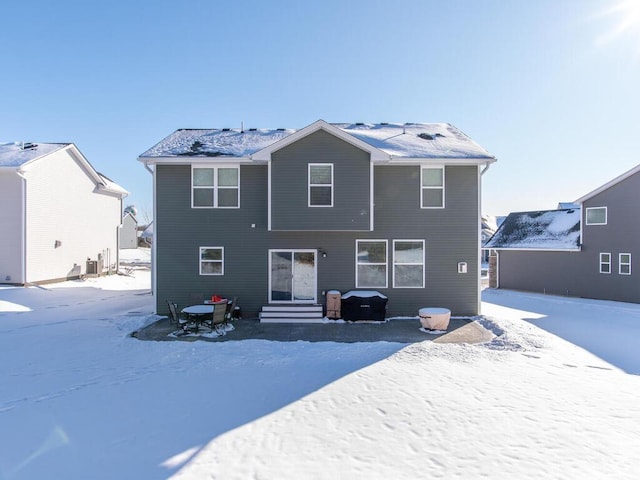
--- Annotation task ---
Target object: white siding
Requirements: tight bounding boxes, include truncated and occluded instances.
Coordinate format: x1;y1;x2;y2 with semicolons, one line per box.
22;148;122;283
120;214;138;249
0;171;24;283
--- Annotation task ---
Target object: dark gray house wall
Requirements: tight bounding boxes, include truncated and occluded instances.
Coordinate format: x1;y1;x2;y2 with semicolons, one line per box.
495;250;585;297
271;129;371;231
495;170;640;304
155;145;481;317
579;170;640;303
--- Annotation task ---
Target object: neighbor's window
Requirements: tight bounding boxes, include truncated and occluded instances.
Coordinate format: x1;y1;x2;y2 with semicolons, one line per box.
599;252;611;274
619;253;631;275
393;240;425;288
200;247;224;275
192;166;239;208
356;240;387;288
309;163;333;207
421;167;444;208
586;207;607;225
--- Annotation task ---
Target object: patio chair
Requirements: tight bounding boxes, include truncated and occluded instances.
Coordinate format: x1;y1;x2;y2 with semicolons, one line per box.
167;301;191;333
202;302;227;335
225;297;239;324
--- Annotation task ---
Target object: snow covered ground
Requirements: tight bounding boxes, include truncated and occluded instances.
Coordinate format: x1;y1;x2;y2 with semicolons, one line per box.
1;251;639;479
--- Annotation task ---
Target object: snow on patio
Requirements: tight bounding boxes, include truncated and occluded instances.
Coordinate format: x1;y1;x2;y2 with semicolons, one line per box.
1;256;639;479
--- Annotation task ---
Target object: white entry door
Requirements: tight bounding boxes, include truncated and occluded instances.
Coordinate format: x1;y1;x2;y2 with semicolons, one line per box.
269;250;317;303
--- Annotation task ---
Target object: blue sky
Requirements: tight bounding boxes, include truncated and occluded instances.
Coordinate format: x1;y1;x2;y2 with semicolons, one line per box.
2;0;639;219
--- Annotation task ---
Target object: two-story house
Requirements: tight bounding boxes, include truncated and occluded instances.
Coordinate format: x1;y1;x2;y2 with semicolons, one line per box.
0;142;127;285
485;163;640;303
139;120;496;319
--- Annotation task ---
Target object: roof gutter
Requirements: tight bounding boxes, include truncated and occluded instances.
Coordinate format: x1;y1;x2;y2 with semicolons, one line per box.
142;158;153;175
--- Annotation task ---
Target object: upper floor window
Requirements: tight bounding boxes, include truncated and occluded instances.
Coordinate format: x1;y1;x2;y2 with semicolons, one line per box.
393;240;425;288
421;167;444;208
619;253;632;275
309;163;333;207
586;207;607;225
356;240;387;288
192;166;239;208
200;247;224;275
599;252;611;274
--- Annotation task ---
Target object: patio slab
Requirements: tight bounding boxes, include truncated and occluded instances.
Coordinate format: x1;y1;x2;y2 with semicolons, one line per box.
133;316;494;344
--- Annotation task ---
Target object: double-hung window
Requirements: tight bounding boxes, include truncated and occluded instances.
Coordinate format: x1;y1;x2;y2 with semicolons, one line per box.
356;240;387;288
619;253;632;275
200;247;224;275
393;240;425;288
308;163;333;207
599;253;611;274
421;167;444;208
586;207;607;225
192;166;239;208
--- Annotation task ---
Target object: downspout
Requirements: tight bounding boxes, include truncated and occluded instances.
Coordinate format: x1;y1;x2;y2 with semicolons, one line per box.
478;161;492;314
143;159;156;298
116;197;122;274
16;169;27;285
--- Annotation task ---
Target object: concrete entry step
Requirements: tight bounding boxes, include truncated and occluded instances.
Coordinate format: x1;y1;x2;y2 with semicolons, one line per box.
260;304;324;323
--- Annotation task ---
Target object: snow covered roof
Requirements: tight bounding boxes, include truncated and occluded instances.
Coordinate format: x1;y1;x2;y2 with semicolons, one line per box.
139;121;496;163
484;208;581;251
0;142;69;168
98;172;129;197
0;142;127;197
336;123;494;159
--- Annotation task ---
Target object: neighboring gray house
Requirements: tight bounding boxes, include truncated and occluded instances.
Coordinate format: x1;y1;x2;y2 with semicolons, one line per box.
0;142;128;285
139;120;496;319
485;163;640;304
120;212;138;249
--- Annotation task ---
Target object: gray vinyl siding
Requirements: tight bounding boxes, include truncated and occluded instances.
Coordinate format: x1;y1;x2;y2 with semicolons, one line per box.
156;164;270;316
495;250;585;297
495;170;640;304
0;172;23;284
271;129;371;231
156;161;480;317
372;165;480;315
580;170;640;302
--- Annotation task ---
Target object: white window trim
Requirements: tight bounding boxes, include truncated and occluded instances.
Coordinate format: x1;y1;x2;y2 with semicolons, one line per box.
619;253;632;275
392;239;425;288
199;246;224;275
191;165;240;209
308;163;334;207
420;166;445;209
268;249;318;304
586;206;607;225
599;252;611;274
355;239;388;288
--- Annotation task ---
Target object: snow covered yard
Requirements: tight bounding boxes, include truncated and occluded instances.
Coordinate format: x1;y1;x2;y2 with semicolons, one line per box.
1;257;639;479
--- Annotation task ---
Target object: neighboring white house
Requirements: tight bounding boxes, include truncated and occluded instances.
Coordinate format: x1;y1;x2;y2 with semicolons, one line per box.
119;212;138;249
0;142;128;285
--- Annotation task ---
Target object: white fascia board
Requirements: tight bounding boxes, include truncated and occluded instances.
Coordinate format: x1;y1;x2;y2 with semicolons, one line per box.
251;119;388;162
488;247;581;252
387;156;497;165
574;163;640;204
138;156;253;165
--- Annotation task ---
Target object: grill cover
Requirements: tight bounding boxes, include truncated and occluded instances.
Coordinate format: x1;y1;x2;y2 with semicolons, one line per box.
341;290;387;321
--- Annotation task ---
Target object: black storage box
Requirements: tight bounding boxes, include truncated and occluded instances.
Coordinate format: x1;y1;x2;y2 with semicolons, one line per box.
341;290;388;321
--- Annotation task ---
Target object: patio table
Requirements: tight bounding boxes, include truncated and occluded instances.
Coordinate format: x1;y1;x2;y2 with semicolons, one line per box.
181;304;214;332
